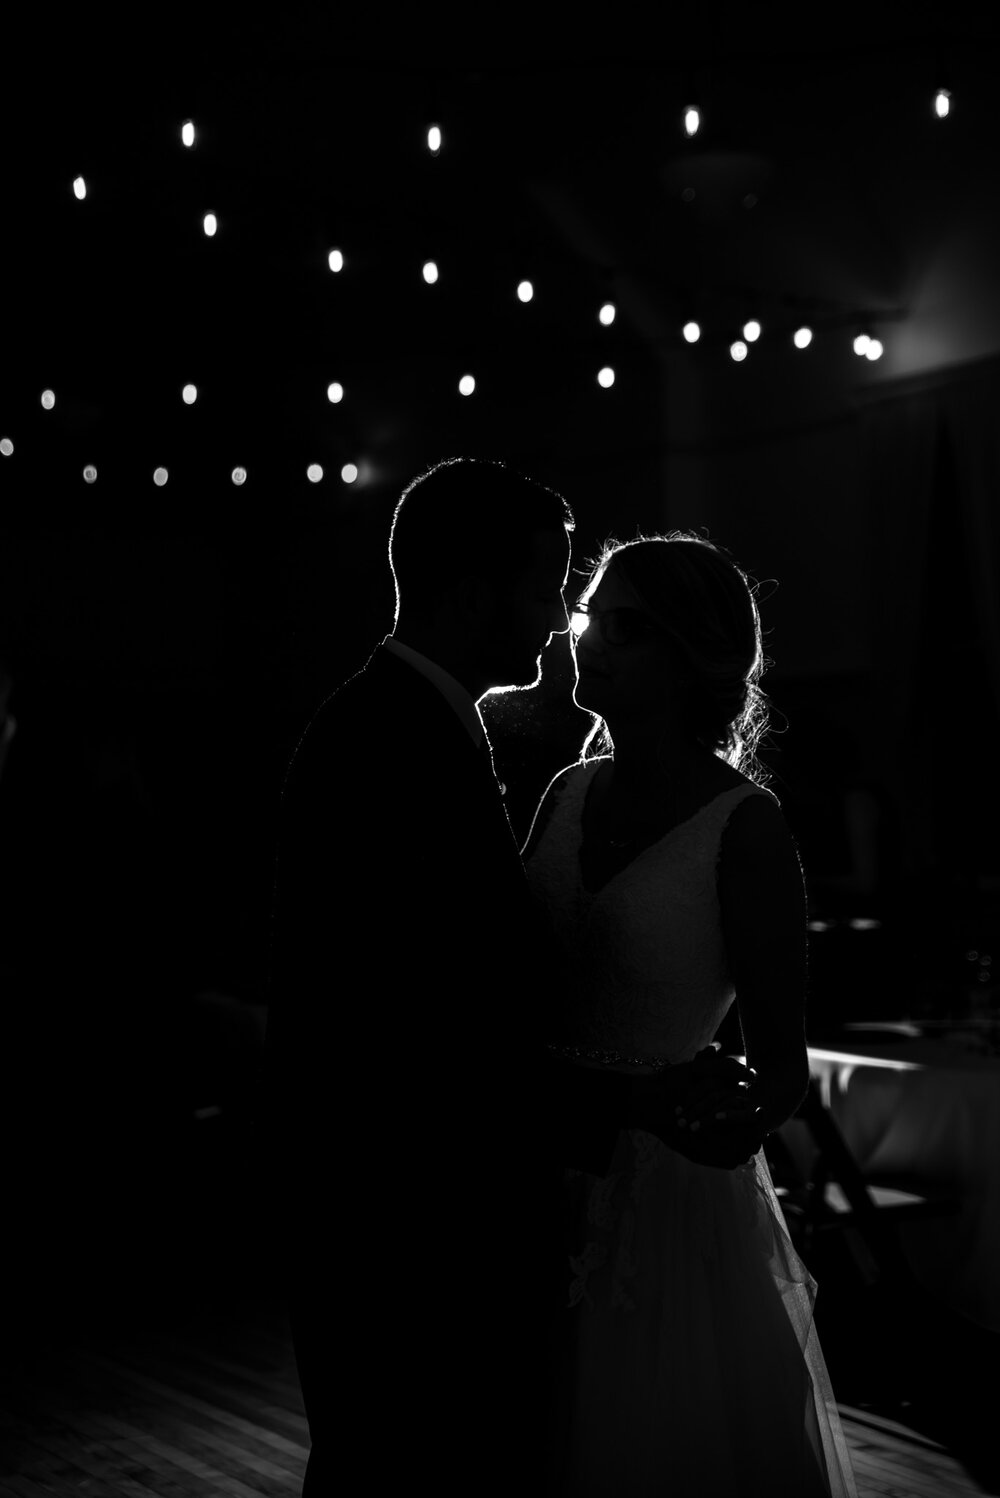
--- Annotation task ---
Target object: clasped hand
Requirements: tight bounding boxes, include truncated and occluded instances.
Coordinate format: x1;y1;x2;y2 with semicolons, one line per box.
642;1044;765;1169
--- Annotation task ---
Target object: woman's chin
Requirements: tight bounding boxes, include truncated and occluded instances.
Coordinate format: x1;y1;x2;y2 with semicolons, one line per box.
572;676;605;713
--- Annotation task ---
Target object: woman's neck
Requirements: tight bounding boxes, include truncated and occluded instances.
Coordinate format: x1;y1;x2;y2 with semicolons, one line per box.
601;717;714;804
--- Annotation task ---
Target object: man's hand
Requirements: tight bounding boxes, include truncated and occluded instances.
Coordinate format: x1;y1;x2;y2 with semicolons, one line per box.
631;1044;765;1169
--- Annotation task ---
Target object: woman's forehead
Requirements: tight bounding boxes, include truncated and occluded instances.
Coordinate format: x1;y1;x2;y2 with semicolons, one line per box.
586;561;641;607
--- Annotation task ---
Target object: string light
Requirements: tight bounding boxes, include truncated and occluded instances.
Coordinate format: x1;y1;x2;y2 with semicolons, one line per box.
793;327;813;349
458;374;476;396
73;177;87;200
182;384;198;405
865;337;884;360
730;340;748;361
181;120;196;148
306;464;324;483
853;333;871;356
427;124;442;154
0;439;12;457
328;249;344;273
203;213;218;237
934;88;951;118
598;302;616;326
41;390;56;410
683;106;701;137
327;382;344;404
743;320;761;342
83;465;97;484
516;281;534;303
597;367;615;388
153;467;169;486
231;467;247;485
422;261;439;284
341;463;359;484
682;322;701;343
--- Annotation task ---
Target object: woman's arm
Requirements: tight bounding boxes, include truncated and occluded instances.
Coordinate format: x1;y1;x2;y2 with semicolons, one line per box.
716;793;810;1134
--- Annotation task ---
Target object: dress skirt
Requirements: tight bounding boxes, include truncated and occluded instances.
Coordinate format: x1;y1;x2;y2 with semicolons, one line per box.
550;1128;858;1498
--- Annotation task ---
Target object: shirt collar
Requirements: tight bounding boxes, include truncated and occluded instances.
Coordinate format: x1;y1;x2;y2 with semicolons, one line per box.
382;636;485;747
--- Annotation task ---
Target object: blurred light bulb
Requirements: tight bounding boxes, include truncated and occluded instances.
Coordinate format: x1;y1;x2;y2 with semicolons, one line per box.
865;338;884;360
83;465;97;483
683;106;700;137
934;89;951;118
517;280;534;303
682;321;701;343
853;333;871;356
181;120;196;147
793;326;813;349
598;302;616;326
458;374;476;396
203;213;218;237
73;176;87;200
0;438;13;456
41;389;56;410
153;467;169;486
231;467;247;485
427;124;442;153
422;260;439;284
730;340;748;362
341;463;359;484
307;464;324;483
597;367;615;388
327;381;344;404
743;319;761;342
328;248;344;273
182;384;198;405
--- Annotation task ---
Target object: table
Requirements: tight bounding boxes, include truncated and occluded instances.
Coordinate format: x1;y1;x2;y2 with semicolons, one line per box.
803;1029;1000;1331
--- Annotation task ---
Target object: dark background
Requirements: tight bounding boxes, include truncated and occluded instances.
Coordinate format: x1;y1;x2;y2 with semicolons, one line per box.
1;12;999;1324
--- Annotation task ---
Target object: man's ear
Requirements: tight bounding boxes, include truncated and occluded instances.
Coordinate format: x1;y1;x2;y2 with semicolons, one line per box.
453;574;497;626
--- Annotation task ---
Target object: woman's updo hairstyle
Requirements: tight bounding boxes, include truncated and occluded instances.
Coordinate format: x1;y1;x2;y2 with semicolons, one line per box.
582;532;771;783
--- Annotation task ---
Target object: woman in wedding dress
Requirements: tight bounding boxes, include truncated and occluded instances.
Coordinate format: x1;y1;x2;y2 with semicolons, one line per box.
524;533;857;1497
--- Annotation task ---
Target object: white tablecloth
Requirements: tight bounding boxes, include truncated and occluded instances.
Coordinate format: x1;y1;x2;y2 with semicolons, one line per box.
805;1035;1000;1330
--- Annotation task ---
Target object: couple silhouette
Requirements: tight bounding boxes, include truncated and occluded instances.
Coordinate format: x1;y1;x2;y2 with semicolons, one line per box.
265;457;858;1496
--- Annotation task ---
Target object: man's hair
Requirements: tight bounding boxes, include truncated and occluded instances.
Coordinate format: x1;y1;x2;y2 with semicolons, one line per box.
389;457;574;616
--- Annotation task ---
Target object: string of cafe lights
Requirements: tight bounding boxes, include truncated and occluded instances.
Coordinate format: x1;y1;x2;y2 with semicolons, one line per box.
0;84;956;489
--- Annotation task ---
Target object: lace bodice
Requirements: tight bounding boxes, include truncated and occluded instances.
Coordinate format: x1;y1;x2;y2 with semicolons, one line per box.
526;759;778;1067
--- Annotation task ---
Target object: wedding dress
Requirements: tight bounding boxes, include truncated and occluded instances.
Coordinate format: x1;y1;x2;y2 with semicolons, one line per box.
526;759;858;1498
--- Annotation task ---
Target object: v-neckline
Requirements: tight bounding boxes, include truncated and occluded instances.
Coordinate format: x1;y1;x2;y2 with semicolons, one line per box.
576;763;748;897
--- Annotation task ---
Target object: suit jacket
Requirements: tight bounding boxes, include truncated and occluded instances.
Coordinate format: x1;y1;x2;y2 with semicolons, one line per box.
264;644;630;1473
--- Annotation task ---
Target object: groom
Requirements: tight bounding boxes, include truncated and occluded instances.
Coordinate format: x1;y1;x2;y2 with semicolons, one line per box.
265;457;754;1494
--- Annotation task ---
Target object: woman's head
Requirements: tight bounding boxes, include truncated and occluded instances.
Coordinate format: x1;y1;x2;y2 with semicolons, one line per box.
572;532;770;779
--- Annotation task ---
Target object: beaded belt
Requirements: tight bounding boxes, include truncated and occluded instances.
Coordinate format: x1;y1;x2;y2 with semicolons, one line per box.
547;1043;672;1073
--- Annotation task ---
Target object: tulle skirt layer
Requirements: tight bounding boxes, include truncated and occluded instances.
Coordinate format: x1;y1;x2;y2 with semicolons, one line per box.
551;1130;858;1498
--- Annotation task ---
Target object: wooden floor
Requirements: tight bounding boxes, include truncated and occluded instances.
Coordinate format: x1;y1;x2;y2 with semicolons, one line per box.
0;1294;996;1498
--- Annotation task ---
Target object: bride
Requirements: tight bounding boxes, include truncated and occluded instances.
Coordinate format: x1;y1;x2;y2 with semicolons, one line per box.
524;532;857;1497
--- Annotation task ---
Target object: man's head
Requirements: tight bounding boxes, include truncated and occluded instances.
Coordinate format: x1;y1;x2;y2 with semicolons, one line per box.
389;457;574;699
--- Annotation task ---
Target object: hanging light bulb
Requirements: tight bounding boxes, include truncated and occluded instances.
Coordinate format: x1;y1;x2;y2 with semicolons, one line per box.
517;280;534;303
203;213;218;237
743;319;761;343
181;120;196;147
933;88;951;119
83;465;98;484
327;382;344;404
328;248;344;273
427;124;442;154
422;261;439;284
729;340;748;362
458;374;476;396
73;176;87;200
793;327;813;349
231;467;248;485
597;367;615;388
683;106;701;138
306;464;324;483
682;321;701;343
598;302;616;326
865;337;884;361
853;333;871;356
0;438;13;457
182;384;198;405
341;463;359;484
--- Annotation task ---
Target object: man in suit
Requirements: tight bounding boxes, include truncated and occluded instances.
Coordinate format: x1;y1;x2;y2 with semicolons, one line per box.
265;457;752;1494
